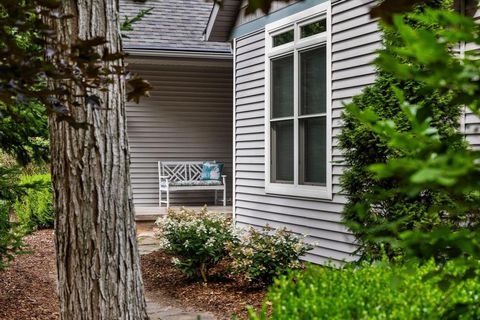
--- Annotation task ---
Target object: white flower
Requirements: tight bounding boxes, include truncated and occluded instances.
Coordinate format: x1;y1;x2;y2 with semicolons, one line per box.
205;237;215;248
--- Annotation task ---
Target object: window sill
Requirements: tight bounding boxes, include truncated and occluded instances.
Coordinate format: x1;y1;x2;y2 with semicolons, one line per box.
265;182;332;200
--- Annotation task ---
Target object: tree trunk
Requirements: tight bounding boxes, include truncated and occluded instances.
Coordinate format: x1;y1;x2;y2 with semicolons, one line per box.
48;0;149;319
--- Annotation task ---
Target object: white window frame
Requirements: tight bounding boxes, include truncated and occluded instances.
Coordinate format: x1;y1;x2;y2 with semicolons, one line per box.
264;2;332;200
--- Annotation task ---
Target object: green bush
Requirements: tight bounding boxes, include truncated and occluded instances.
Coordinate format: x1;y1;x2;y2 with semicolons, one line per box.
155;207;237;282
249;261;480;320
13;173;54;232
229;226;313;284
0;166;25;271
338;0;469;261
0;200;24;271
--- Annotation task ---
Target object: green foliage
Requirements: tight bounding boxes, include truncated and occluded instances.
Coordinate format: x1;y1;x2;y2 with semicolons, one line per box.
0;101;49;165
0;203;23;271
13;174;54;233
121;8;153;33
0;0;153;131
338;0;471;261
350;4;480;262
155;207;237;282
228;226;313;284
156;208;314;285
339;1;480;316
249;260;480;320
0;166;25;271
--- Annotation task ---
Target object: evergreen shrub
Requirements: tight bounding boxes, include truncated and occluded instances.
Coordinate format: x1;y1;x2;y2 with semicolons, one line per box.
249;261;480;320
14;173;54;232
338;0;469;260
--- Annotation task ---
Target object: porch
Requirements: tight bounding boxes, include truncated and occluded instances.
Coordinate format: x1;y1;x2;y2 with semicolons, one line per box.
125;55;234;218
135;205;233;221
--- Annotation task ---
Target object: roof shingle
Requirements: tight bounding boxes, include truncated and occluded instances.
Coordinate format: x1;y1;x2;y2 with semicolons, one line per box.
120;0;230;52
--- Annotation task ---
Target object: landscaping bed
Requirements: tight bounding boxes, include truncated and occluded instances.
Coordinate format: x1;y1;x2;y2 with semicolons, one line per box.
141;249;266;320
0;229;59;320
0;229;266;320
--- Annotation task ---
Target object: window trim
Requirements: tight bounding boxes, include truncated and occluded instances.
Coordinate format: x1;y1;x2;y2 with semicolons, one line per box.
264;2;332;200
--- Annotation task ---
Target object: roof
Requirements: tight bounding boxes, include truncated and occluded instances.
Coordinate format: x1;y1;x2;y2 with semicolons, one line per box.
204;0;242;42
120;0;231;53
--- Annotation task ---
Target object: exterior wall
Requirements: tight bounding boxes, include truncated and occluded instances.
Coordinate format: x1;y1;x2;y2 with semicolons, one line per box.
233;0;381;264
126;57;233;207
234;0;293;26
230;0;480;265
463;1;480;149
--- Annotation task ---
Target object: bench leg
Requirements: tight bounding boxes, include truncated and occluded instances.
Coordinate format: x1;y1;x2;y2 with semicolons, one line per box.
214;190;217;205
159;188;162;207
223;187;226;207
166;188;170;208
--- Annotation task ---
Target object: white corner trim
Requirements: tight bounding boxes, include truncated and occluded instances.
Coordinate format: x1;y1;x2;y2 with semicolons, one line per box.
264;2;333;201
204;4;220;41
232;38;237;222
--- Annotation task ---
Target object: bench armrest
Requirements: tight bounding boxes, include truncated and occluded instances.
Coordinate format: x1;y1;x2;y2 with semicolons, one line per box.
159;175;170;179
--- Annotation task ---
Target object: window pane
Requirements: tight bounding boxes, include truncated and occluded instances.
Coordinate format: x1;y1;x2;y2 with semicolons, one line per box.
301;20;326;38
271;55;294;118
271;120;294;183
273;29;294;47
300;46;327;115
300;117;326;185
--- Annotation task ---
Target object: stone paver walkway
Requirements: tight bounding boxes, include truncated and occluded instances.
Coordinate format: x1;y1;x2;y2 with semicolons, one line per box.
137;223;216;320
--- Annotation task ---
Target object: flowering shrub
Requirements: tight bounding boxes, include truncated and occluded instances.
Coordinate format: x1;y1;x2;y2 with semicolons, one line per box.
155;207;237;282
229;226;313;284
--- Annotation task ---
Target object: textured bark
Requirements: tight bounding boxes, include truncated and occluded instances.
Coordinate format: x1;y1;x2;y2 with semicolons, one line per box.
48;0;149;319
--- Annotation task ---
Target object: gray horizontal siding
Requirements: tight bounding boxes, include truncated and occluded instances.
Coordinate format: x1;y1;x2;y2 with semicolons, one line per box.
232;0;480;266
233;0;381;265
463;2;480;149
127;59;233;207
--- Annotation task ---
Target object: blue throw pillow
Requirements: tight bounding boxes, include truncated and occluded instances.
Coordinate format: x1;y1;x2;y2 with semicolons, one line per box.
201;162;224;180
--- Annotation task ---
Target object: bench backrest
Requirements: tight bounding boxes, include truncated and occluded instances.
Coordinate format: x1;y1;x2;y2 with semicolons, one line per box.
158;161;214;182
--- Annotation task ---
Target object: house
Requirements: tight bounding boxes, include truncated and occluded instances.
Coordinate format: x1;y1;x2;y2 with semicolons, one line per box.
204;0;480;264
120;0;234;217
123;0;480;264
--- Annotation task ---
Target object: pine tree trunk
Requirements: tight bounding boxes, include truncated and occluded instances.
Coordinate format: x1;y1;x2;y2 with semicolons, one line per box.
48;0;149;319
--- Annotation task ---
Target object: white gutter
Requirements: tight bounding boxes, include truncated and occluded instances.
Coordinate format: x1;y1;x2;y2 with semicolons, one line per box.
125;48;232;59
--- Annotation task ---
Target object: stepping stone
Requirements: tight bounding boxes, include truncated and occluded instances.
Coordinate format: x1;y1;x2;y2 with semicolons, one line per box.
146;297;215;320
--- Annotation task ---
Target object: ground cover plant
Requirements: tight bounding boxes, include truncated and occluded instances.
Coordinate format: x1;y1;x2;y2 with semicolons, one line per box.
249;260;480;320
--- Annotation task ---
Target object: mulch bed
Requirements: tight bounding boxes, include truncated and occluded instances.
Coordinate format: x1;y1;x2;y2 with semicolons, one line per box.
141;251;267;320
0;230;59;320
0;230;267;320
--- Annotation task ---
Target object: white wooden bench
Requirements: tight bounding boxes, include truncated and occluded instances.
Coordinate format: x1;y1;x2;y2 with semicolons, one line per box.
158;161;227;208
